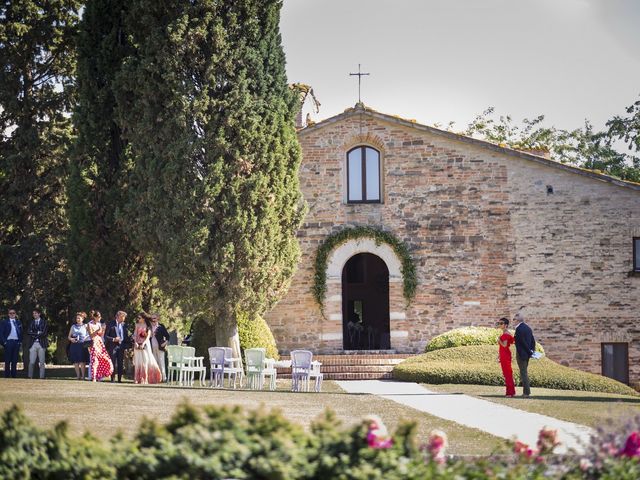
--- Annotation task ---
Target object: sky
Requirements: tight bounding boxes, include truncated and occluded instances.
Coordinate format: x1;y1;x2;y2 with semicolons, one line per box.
280;0;640;135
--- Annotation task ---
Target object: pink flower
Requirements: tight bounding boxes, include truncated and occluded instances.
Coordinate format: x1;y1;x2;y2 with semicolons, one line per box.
513;440;537;458
579;458;593;471
618;432;640;458
427;430;448;464
601;442;618;456
536;426;560;455
364;415;393;450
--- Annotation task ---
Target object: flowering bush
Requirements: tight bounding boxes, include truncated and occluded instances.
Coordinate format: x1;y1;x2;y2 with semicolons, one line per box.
2;403;640;479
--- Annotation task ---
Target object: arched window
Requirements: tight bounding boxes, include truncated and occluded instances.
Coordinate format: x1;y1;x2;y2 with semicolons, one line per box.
347;146;381;203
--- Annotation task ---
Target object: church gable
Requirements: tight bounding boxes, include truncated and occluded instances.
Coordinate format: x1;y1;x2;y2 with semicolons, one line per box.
299;104;640;194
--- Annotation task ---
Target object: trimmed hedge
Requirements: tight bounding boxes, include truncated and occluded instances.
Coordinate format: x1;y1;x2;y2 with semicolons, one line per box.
426;326;545;354
394;345;638;396
238;312;279;360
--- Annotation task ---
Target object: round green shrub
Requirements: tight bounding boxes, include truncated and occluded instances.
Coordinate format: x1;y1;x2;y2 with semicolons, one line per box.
394;345;638;396
238;312;279;360
426;326;545;355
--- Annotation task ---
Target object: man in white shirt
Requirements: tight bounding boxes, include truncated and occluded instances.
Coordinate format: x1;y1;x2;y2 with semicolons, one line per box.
1;308;23;378
27;308;48;379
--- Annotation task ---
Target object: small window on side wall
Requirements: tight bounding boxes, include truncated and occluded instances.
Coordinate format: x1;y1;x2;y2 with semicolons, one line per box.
601;342;629;385
634;237;640;272
347;146;381;203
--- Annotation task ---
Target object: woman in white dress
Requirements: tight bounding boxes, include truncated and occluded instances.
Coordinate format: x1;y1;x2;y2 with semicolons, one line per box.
132;313;162;384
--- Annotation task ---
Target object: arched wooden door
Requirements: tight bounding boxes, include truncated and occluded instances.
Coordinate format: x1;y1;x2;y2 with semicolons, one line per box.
341;253;390;350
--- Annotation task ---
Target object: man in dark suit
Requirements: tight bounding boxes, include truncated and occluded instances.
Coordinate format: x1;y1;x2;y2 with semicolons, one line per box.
27;308;48;379
151;313;170;381
104;311;130;382
513;311;536;397
0;308;23;378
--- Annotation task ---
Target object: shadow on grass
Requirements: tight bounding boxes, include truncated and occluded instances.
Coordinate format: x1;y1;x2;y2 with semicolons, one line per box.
477;393;640;404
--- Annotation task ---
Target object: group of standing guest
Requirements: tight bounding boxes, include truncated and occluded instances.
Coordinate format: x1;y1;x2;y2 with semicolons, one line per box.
68;310;170;384
0;306;170;384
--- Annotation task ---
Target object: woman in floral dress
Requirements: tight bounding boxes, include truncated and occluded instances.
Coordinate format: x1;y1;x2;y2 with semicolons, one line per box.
133;313;162;384
88;310;114;382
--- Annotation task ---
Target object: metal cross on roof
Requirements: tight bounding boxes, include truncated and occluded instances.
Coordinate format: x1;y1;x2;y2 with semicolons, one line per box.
349;64;370;104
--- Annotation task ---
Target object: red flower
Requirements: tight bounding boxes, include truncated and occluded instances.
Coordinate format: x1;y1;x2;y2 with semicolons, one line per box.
618;432;640;458
513;440;537;458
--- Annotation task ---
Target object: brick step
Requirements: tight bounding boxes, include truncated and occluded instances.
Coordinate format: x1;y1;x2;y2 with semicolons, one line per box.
280;358;405;367
277;364;394;375
281;354;412;361
318;365;395;374
278;371;393;381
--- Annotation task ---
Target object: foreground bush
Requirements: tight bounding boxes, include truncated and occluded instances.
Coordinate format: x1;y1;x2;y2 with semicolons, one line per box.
394;345;638;396
426;326;545;354
2;403;640;479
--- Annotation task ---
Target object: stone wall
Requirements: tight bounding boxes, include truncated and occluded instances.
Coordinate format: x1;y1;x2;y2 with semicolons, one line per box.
505;159;640;382
265;108;640;383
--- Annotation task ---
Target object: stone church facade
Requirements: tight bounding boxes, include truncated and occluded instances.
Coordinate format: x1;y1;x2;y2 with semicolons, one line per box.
265;103;640;385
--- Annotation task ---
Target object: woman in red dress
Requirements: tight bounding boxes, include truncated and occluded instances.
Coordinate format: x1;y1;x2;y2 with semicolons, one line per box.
497;317;516;397
88;310;114;382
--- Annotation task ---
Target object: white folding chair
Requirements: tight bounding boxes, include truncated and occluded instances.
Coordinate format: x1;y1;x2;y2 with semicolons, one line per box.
222;347;244;388
245;348;266;390
181;346;206;386
208;347;225;388
309;361;323;392
291;350;313;392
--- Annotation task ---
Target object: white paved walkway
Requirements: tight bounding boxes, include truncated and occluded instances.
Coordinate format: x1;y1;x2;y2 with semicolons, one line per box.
336;380;593;454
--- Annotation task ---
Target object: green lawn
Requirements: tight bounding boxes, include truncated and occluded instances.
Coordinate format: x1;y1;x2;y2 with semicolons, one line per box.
0;378;502;455
425;383;640;428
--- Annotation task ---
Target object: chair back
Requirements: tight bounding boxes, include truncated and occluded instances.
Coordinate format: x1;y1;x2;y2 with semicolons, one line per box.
222;347;233;360
181;346;196;358
291;350;313;370
167;345;183;364
209;347;226;368
245;348;265;373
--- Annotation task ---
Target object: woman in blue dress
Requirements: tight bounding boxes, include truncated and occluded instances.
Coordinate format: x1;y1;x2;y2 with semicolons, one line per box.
68;312;89;380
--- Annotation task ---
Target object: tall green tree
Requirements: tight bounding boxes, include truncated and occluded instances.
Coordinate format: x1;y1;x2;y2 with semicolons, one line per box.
0;0;80;357
115;0;305;355
68;0;151;319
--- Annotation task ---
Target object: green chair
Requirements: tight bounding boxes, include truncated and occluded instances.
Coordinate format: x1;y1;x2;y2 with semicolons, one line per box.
166;345;183;384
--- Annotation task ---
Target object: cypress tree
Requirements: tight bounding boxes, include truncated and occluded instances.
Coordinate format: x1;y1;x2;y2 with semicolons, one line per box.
116;0;305;355
0;0;80;359
68;0;149;318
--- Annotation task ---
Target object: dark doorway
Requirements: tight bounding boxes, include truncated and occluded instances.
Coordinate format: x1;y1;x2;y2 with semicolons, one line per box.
342;253;390;350
601;342;629;385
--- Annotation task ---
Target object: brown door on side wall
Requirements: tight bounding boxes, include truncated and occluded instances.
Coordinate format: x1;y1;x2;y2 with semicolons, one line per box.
342;253;390;350
601;343;629;385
